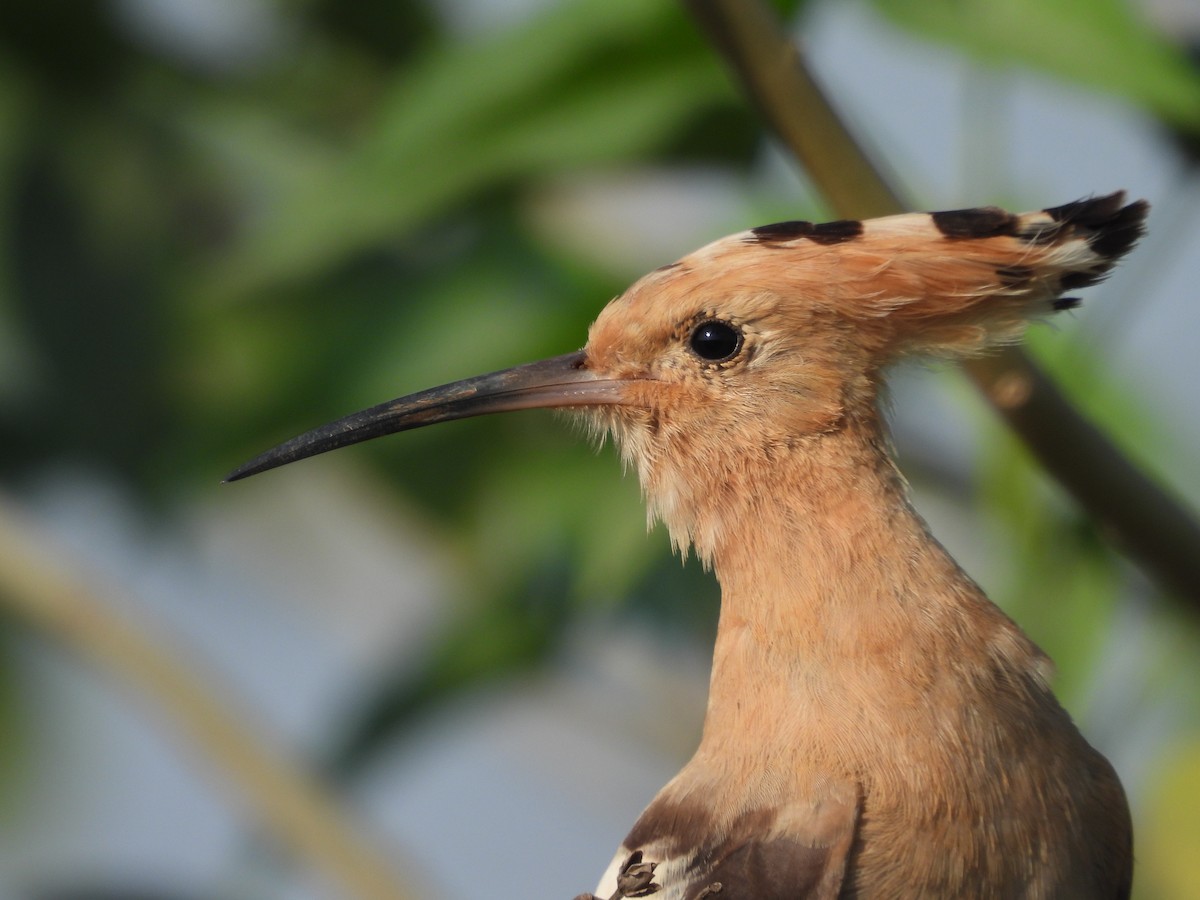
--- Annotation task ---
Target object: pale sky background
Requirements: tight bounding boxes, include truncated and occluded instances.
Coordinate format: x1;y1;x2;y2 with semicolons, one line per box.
2;1;1198;898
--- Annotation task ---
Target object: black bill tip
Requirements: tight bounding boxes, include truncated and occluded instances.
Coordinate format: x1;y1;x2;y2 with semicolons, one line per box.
223;350;620;483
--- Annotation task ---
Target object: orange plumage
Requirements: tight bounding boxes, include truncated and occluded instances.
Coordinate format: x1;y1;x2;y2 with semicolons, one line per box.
229;192;1147;899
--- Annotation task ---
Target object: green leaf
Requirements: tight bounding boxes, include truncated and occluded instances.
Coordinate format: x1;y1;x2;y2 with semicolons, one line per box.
1141;740;1200;899
200;0;730;299
870;0;1200;133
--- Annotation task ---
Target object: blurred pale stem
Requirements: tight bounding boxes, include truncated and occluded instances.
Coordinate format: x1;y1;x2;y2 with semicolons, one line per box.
0;495;420;900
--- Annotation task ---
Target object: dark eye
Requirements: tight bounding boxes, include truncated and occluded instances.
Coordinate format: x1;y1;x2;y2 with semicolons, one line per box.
689;320;743;362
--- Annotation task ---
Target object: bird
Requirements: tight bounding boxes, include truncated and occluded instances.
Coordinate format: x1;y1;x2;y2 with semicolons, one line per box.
227;191;1147;899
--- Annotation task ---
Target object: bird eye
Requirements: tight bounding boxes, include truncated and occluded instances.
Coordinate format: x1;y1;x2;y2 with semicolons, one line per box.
689;320;743;362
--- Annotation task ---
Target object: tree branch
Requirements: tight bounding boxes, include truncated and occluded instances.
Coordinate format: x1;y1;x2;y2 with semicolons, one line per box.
684;0;1200;602
0;495;421;900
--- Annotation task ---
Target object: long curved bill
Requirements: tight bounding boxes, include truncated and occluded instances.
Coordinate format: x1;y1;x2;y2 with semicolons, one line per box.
225;350;623;483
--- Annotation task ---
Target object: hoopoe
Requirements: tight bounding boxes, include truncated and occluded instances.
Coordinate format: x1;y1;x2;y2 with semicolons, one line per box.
228;192;1146;899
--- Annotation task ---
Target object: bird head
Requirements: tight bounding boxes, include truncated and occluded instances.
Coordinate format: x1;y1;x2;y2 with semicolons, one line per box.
227;194;1145;558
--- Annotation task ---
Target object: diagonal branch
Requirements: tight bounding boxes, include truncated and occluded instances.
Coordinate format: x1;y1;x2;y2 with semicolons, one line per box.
684;0;1200;603
0;495;422;900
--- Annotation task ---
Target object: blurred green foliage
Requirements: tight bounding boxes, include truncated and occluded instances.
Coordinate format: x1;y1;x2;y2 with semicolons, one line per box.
872;0;1200;132
0;0;1198;897
0;0;772;785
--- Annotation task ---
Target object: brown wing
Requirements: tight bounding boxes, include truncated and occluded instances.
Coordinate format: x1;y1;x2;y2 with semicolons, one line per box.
595;793;859;900
680;832;852;900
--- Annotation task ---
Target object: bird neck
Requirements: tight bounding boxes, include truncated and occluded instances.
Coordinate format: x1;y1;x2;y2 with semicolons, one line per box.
695;408;1049;755
709;410;948;636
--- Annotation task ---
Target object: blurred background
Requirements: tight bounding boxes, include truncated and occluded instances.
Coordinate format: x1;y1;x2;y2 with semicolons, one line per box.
0;0;1197;898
